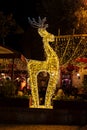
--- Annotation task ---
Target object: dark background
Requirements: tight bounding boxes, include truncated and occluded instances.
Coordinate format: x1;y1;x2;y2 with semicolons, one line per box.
0;0;85;59
0;0;84;33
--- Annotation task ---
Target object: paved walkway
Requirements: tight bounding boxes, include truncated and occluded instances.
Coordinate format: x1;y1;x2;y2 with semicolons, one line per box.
0;125;87;130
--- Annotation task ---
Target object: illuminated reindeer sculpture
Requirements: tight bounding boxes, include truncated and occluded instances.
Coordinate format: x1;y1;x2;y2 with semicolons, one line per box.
28;17;59;108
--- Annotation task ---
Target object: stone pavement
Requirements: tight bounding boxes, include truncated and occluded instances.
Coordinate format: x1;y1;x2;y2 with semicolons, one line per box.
0;125;87;130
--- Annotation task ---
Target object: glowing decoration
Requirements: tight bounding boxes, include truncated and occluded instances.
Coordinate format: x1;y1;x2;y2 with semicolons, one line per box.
54;34;87;67
77;73;80;77
27;17;59;108
83;0;87;5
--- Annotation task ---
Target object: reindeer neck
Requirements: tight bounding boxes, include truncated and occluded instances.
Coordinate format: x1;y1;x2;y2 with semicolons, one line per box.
43;39;57;61
38;28;57;61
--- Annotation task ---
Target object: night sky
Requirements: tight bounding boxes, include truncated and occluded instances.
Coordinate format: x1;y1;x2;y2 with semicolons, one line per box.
0;0;42;59
0;0;37;30
0;0;85;59
0;0;84;33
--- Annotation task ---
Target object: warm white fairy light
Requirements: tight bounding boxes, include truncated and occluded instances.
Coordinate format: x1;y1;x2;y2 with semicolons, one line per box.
27;17;59;108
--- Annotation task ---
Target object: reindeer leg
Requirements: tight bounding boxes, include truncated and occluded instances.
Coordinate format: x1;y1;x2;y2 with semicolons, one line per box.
45;74;58;108
29;72;39;108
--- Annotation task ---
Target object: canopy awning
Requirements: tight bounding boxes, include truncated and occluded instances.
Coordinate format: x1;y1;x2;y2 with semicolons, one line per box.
0;45;21;58
75;58;87;63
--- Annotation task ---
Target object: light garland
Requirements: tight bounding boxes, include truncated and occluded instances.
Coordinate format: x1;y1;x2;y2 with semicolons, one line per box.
27;27;59;108
54;34;87;67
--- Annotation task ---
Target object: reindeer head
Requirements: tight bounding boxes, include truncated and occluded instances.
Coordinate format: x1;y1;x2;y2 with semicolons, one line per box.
28;17;55;42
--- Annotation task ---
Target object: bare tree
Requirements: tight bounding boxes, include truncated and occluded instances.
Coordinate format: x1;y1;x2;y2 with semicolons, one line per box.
75;7;87;33
0;12;24;44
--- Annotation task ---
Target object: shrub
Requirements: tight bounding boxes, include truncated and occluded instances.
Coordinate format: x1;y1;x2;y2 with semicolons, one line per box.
1;80;17;97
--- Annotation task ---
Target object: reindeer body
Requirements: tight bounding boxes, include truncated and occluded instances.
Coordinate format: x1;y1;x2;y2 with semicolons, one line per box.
27;18;59;108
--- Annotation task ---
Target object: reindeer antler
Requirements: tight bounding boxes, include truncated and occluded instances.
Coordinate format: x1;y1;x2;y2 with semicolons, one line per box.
28;16;48;29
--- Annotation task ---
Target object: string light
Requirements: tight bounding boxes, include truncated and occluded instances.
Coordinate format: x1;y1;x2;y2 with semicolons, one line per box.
54;34;87;67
